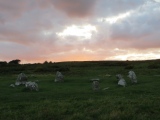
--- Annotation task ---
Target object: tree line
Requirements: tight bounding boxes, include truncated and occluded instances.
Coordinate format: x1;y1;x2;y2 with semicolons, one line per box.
0;59;160;75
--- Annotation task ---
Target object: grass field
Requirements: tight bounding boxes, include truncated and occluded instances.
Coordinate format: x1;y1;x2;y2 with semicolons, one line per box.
0;61;160;120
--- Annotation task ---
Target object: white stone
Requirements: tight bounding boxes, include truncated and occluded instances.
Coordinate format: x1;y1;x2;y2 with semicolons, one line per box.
55;71;64;82
15;73;28;85
116;74;126;87
118;79;126;87
25;81;39;91
15;82;20;86
128;70;137;83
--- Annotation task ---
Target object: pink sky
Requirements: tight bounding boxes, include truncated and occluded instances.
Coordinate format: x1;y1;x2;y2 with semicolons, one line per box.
0;0;160;63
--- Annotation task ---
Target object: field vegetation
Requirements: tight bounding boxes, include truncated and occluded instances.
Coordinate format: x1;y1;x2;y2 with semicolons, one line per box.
0;59;160;120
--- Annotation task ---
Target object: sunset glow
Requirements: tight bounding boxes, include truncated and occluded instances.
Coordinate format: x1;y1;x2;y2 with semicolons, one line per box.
56;25;97;39
107;48;160;61
108;53;160;61
0;0;160;63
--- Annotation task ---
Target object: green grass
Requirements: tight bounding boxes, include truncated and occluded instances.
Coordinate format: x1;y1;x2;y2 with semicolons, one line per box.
0;64;160;120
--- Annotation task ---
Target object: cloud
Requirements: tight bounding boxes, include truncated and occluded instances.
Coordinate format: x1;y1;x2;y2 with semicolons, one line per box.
0;0;160;63
50;0;97;18
94;0;146;17
108;1;160;49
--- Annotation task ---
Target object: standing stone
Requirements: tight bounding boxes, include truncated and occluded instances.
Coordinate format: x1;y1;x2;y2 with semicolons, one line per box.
15;73;28;85
55;71;64;82
116;74;126;87
128;70;137;84
25;81;39;91
92;79;100;91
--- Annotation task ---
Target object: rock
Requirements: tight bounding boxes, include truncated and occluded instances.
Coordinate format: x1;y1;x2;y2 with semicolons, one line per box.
55;71;64;82
92;79;100;91
116;74;126;87
25;81;39;91
15;73;28;85
128;70;137;84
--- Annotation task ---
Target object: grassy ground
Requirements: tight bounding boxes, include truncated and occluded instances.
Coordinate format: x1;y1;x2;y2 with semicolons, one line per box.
0;65;160;120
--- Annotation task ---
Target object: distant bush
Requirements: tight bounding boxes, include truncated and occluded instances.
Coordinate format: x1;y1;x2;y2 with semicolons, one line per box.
124;65;134;69
8;59;21;65
34;65;70;73
55;66;70;72
0;66;26;74
90;61;129;67
0;61;7;67
148;64;160;69
34;66;51;73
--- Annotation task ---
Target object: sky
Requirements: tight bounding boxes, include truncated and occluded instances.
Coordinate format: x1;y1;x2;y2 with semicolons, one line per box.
0;0;160;63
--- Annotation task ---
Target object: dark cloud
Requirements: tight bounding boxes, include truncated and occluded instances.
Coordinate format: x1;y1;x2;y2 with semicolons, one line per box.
50;0;97;18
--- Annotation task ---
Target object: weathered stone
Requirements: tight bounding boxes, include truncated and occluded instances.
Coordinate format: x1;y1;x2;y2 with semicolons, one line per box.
55;71;64;82
15;73;28;85
116;74;126;87
25;81;39;91
128;70;137;84
92;80;100;91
